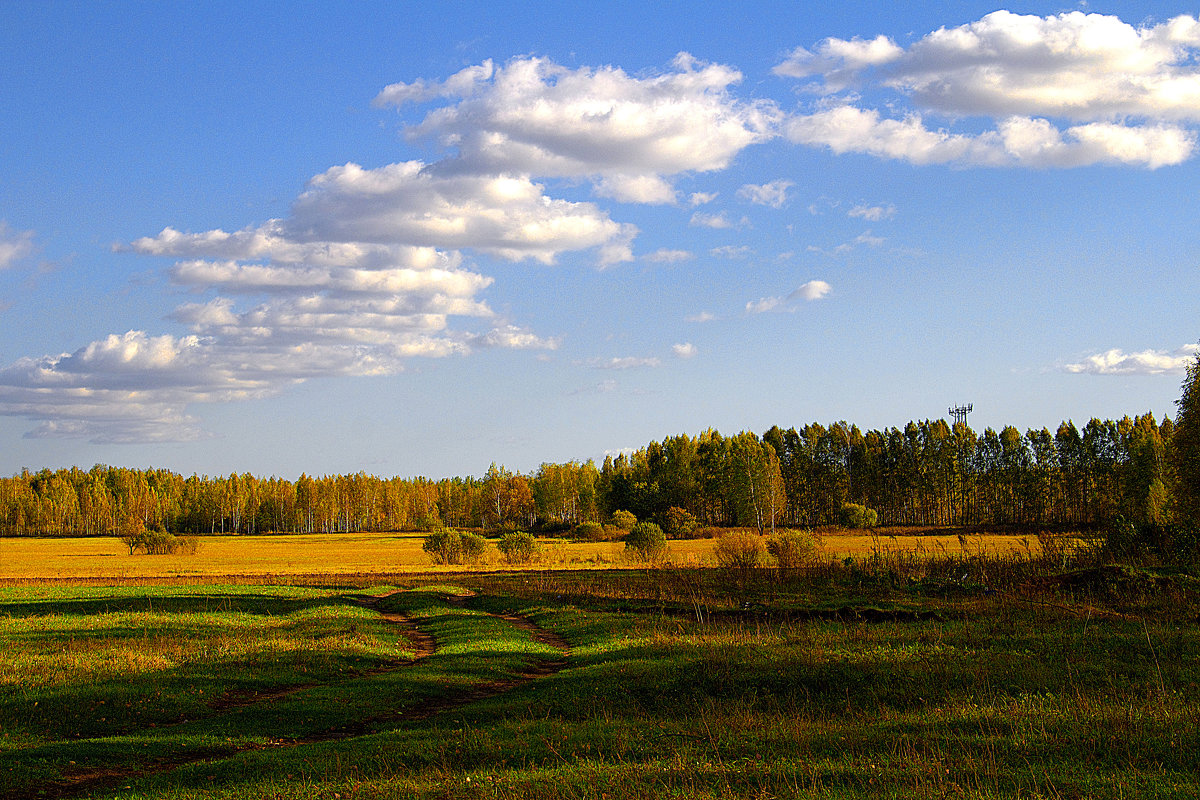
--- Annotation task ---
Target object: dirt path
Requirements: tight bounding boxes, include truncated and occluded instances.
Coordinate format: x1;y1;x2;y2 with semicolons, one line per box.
40;590;570;800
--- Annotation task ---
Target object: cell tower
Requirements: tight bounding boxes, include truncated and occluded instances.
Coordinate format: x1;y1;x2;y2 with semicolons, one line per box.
948;403;973;426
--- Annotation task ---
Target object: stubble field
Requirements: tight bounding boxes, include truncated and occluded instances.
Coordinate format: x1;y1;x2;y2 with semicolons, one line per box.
0;530;1034;582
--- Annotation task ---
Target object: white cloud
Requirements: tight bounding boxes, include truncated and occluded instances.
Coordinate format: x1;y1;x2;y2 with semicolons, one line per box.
775;35;904;89
687;311;715;323
848;203;896;221
672;342;697;359
644;248;694;264
4;164;589;441
778;11;1200;168
594;174;679;205
808;231;885;256
689;211;745;229
689;191;718;206
746;296;785;314
1063;344;1198;375
737;179;794;208
373;60;496;107
290;162;634;265
746;280;832;313
586;356;663;370
793;280;833;301
0;222;35;270
690;211;731;229
385;53;780;199
710;245;753;259
0;52;782;442
472;325;561;351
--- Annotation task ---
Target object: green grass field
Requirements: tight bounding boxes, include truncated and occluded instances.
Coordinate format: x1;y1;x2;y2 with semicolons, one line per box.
1;550;1198;799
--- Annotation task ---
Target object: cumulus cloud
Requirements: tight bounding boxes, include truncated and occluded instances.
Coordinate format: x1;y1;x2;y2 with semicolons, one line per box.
737;179;794;208
1063;344;1198;375
4;165;587;441
746;280;832;313
384;53;780;200
289;162;635;265
0;222;35;270
777;10;1200;168
689;191;718;206
672;342;697;359
690;212;731;229
0;52;780;442
848;203;896;221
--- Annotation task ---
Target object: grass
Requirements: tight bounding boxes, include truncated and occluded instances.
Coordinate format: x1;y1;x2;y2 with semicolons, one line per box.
2;539;1196;798
0;530;1036;581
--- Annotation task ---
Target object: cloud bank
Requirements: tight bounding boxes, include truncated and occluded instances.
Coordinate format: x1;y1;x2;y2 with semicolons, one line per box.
777;10;1200;168
1063;344;1198;375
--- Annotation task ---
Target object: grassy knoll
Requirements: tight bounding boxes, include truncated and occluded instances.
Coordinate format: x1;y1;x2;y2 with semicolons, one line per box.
3;555;1197;799
0;530;1034;581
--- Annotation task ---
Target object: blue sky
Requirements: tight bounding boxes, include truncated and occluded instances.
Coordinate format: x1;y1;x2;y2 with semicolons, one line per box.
1;1;1197;479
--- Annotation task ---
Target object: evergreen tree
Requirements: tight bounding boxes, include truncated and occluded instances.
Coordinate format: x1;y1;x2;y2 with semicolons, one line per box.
1174;348;1200;524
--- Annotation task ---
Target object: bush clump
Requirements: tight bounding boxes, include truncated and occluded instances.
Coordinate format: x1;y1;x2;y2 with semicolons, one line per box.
423;529;490;565
714;530;766;571
624;521;668;562
610;510;638;531
498;532;539;564
121;524;199;556
661;506;698;538
572;521;604;540
767;529;818;572
840;502;879;529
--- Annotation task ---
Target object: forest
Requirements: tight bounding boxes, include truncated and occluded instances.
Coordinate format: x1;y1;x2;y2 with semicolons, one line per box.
0;412;1182;537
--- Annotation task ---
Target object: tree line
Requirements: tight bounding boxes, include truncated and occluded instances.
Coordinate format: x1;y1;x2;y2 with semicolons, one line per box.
0;411;1185;537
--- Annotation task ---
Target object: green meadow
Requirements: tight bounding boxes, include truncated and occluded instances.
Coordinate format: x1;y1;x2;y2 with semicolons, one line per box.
1;551;1198;799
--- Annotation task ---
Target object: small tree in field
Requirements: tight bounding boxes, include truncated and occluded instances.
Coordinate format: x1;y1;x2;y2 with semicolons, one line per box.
624;522;668;562
498;532;538;564
119;516;147;556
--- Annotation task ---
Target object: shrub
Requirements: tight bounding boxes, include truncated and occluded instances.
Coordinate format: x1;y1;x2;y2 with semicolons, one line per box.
767;529;818;572
624;522;668;562
498;532;539;564
610;510;637;531
572;521;605;540
840;502;878;529
422;530;462;565
458;532;489;564
424;530;491;565
714;531;766;571
121;525;199;556
661;506;698;538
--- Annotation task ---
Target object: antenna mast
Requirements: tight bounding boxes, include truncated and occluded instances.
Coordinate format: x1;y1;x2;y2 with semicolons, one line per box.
948;403;973;426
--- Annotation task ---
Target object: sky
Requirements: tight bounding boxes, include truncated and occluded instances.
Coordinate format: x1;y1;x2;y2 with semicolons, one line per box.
1;1;1198;480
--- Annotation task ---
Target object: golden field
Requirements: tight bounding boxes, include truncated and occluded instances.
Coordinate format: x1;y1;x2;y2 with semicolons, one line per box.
0;530;1038;581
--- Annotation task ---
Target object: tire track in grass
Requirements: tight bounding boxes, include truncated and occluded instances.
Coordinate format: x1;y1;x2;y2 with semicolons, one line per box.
39;589;568;800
